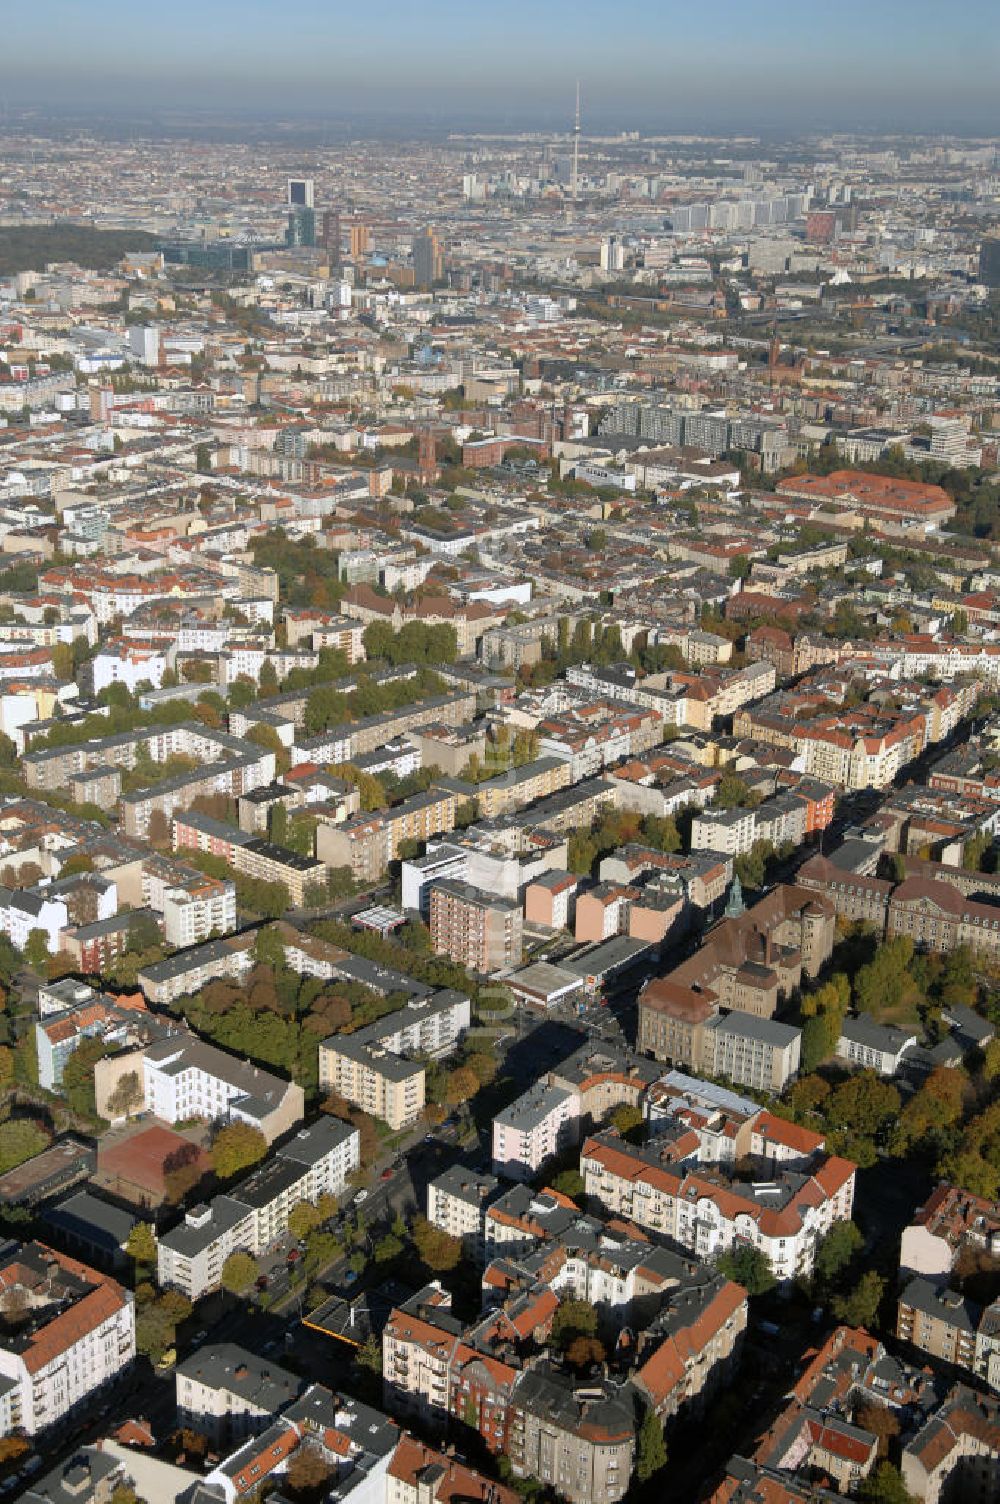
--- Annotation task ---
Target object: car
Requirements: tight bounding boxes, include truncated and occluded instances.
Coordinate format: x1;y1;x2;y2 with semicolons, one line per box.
380;1167;393;1180
287;1248;300;1263
256;1275;269;1291
344;1270;359;1286
354;1187;369;1204
192;1329;208;1345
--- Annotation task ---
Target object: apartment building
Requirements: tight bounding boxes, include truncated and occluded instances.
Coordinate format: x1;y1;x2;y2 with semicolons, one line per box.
508;1364;635;1504
234;837;326;908
690;806;758;858
0;1242;135;1437
492;1083;579;1182
426;1167;501;1261
902;1384;1000;1504
580;1131;856;1284
176;1343;301;1447
428;879;523;973
896;1278;987;1379
388;1436;519;1504
162;875;236;947
318;991;470;1130
466;756;572;820
524;870;579;930
157;1117;359;1300
142;1036;304;1144
318;789;457;883
138;932;256;1006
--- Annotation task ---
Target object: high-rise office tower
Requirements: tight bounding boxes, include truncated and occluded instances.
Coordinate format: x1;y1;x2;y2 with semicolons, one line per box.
981;240;1000;288
287;178;315;209
286;208;316;247
349;224;372;260
321;210;342;268
413;228;444;289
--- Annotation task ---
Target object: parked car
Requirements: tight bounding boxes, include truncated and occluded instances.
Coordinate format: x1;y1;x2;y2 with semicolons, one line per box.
353;1189;368;1204
256;1274;269;1291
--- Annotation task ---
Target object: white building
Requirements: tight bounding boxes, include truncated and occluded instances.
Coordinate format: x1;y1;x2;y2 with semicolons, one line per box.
426;1166;499;1261
0;1242;135;1436
158;1117;359;1300
837;1016;918;1076
581;1130;856;1285
492;1082;580;1182
162;879;237;948
142;1036;304;1144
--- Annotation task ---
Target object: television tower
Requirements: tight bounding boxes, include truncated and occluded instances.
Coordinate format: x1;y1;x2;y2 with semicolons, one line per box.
571;81;581;204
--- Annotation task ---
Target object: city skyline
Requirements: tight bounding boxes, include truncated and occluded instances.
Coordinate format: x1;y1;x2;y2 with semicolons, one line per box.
2;0;999;134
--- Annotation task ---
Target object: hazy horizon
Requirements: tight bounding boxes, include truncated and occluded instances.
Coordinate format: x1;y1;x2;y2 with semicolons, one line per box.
2;0;998;138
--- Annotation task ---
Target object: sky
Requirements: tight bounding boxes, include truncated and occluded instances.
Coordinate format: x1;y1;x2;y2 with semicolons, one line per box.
2;0;998;135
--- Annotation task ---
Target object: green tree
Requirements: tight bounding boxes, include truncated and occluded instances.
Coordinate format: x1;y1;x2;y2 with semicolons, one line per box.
551;1299;599;1349
62;1037;110;1118
609;1103;644;1140
636;1407;668;1483
813;1220;864;1295
288;1200;324;1241
858;1461;915;1504
549;1169;586;1204
211;1122;267;1180
0;1119;49;1175
832;1270;885;1329
716;1244;776;1296
23;928;50;973
221;1251;258;1293
729;553;751;580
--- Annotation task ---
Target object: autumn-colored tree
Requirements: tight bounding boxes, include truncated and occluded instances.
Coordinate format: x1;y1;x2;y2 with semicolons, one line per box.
856;1404;901;1459
211;1122;267;1180
126;1222;157;1271
445;1065;479;1104
411;1214;462;1273
288;1200;324;1241
285;1443;334;1500
565;1334;605;1370
221;1251;258;1293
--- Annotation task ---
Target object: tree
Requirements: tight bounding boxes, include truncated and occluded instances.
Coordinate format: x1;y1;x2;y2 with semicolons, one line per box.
288;1200;324;1241
0;1119;49;1174
858;1462;915;1504
813;1220;864;1294
856;1404;901;1459
211;1123;267;1180
285;1443;334;1499
195;442;212;474
565;1334;605;1370
550;1169;586;1204
729;553;751;580
551;1299;599;1349
23;928;49;973
126;1222;157;1271
636;1407;668;1483
411;1215;462;1273
375;1233;404;1264
832;1270;885;1329
609;1103;644;1140
716;1244;776;1297
221;1251;258;1293
62;1036;110;1118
